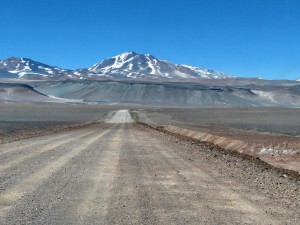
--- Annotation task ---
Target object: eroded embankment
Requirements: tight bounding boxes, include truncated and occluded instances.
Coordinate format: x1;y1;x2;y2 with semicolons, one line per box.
136;121;300;180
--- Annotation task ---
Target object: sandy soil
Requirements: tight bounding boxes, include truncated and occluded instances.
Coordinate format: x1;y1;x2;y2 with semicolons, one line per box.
0;110;299;224
133;107;300;174
0;102;139;131
136;107;300;135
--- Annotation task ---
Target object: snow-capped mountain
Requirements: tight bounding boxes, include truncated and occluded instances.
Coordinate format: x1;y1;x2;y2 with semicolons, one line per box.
296;78;300;81
85;51;230;79
0;57;73;79
0;52;231;79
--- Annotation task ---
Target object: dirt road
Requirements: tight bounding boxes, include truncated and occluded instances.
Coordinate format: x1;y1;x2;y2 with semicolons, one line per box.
0;110;299;224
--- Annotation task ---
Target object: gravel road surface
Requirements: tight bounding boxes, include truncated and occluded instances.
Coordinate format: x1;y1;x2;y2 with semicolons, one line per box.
0;110;299;224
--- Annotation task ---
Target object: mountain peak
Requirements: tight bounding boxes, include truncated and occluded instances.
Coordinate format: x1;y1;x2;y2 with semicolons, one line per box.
112;51;138;60
3;57;39;65
123;51;138;55
5;56;29;60
0;57;71;79
112;51;156;59
4;57;21;62
87;51;230;79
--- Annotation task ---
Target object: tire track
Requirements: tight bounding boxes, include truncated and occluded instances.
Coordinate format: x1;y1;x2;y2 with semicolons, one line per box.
105;124;158;225
0;127;108;192
75;124;123;224
0;130;95;173
0;126;95;157
0;126;113;220
106;124;280;224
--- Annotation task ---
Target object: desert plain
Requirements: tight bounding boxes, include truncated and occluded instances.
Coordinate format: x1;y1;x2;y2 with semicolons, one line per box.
0;79;299;224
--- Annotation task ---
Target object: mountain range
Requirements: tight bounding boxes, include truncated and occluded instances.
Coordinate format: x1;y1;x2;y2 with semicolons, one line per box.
0;51;231;80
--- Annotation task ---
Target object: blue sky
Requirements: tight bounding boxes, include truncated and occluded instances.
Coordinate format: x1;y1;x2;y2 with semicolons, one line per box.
0;0;299;79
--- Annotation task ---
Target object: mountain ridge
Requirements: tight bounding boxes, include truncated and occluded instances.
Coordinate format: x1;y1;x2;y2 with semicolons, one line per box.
0;57;73;79
0;52;231;80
